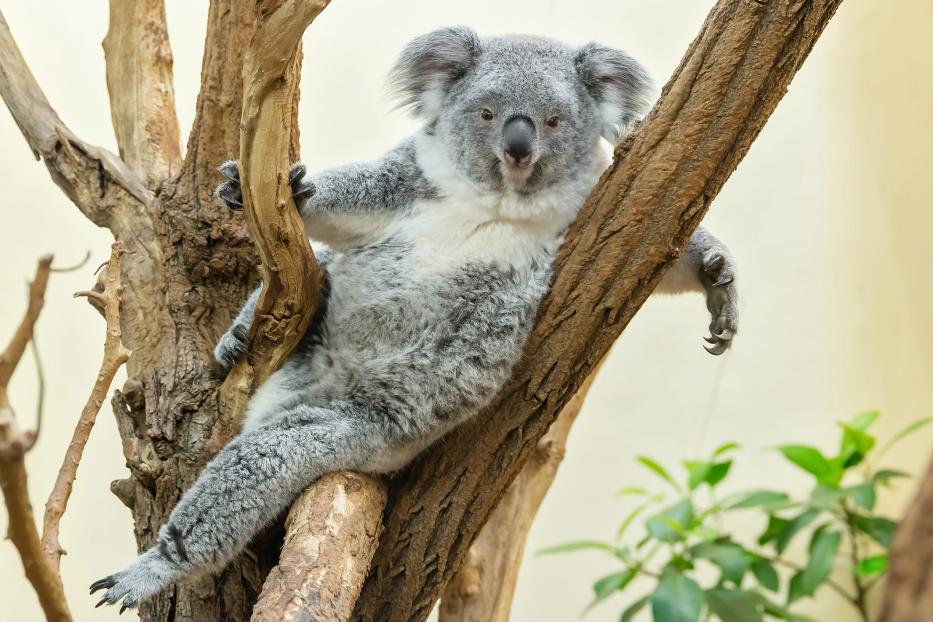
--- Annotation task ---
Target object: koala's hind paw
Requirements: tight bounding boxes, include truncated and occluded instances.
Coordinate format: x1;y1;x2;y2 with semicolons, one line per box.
214;324;249;371
289;162;316;202
217;160;243;209
90;550;179;613
700;252;738;355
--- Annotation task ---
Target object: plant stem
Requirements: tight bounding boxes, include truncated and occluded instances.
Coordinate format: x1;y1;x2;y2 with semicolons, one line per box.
842;506;871;622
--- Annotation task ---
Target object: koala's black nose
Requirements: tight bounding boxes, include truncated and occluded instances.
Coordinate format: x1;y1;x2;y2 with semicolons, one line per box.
502;116;535;167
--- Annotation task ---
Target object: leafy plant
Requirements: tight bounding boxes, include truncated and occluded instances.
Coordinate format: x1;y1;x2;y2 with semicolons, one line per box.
539;412;931;622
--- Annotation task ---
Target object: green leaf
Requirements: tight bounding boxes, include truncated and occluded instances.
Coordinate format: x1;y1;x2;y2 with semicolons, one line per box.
874;469;911;486
705;589;764;622
617;487;650;497
757;515;791;547
787;530;841;603
728;491;791;510
651;571;704;622
808;486;846;510
636;456;682;492
616;501;653;541
838;423;876;468
777;445;832;479
878;417;933;458
852;515;897;547
751;559;780;592
646;499;693;544
537;540;615;556
713;442;741;457
775;509;821;554
855;554;888;577
849;483;877;511
620;595;650;622
849;410;881;431
684;460;733;490
691;543;752;585
589;568;636;607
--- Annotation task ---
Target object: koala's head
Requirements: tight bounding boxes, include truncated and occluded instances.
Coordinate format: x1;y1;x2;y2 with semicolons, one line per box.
389;27;653;194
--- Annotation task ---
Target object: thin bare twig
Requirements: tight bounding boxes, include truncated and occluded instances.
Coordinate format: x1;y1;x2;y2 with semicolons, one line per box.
42;243;130;570
0;254;72;622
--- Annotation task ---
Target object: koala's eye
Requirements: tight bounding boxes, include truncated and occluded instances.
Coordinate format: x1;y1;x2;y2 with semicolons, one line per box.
545;115;560;128
481;108;494;121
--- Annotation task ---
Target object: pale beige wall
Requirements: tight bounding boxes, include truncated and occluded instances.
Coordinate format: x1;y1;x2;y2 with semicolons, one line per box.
0;1;930;621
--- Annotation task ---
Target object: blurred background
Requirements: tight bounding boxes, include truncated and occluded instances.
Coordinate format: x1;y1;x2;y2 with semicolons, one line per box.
0;0;930;620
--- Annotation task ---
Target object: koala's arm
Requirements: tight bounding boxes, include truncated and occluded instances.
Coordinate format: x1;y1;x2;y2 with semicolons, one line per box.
655;226;738;354
292;137;436;248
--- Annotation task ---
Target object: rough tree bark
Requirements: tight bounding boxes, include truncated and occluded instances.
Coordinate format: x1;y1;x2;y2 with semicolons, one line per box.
0;0;849;620
877;457;933;622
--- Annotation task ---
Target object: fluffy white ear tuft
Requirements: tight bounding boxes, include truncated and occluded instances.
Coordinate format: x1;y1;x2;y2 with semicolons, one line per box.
575;43;654;143
387;26;481;121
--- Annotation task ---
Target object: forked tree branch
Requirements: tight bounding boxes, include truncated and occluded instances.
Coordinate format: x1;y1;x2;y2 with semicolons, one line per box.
0;256;70;622
0;11;151;234
103;0;182;187
42;244;131;570
355;1;847;619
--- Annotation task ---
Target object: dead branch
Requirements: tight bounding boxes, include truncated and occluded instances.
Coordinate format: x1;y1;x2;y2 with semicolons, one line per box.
0;11;151;233
251;473;387;622
42;243;130;570
355;1;847;619
0;255;72;622
439;371;600;622
103;0;182;187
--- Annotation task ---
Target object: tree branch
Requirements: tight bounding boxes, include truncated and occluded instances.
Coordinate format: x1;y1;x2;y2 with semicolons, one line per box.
0;10;152;233
0;255;72;622
103;0;182;187
42;243;130;570
439;370;600;622
354;1;846;619
251;472;387;622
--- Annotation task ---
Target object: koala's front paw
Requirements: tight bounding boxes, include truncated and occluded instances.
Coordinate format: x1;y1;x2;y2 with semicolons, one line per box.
289;163;316;203
700;252;738;355
217;160;242;209
90;549;179;613
214;324;249;371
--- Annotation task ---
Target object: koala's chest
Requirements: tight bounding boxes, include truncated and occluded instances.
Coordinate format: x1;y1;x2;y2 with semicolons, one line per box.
389;197;560;274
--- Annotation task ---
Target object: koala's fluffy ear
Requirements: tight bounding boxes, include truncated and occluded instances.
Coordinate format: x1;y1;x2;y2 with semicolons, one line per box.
575;43;653;143
388;26;481;120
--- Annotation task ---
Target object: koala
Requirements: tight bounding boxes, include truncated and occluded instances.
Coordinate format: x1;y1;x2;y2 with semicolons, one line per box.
91;27;737;611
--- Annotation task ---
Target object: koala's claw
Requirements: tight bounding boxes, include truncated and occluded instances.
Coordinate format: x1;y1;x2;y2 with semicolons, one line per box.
214;324;249;371
700;251;738;356
217;161;243;210
289;162;316;201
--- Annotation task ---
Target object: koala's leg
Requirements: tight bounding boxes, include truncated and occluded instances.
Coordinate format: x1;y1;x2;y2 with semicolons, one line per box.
90;403;384;612
655;226;738;355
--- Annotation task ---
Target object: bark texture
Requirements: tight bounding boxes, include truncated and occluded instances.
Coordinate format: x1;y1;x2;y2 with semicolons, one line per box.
354;2;845;620
251;473;387;622
877;458;933;622
439;373;598;622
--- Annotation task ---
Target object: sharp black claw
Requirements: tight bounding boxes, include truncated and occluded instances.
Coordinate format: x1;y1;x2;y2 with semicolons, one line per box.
704;343;727;355
713;274;734;287
704;336;717;344
218;161;239;181
218;188;244;209
120;602;130;615
90;576;115;594
289;163;306;184
96;597;108;608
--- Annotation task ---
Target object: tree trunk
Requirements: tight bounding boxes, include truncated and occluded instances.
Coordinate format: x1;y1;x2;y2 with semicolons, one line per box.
877;457;933;622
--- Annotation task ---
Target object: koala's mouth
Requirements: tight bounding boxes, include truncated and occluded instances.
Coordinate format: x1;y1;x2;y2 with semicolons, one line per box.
494;156;545;191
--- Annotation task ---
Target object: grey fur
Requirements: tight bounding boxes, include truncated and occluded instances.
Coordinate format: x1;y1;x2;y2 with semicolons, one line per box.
93;28;738;611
